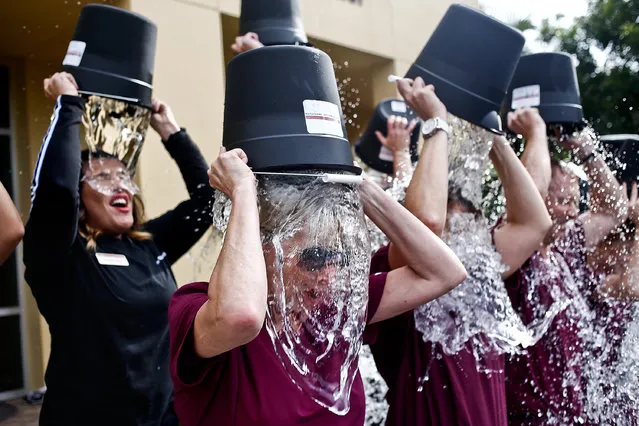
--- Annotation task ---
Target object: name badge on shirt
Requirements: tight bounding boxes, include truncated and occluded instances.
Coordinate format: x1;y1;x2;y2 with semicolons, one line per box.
95;253;130;267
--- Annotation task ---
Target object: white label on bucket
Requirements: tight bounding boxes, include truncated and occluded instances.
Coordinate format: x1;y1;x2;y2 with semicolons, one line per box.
390;101;407;113
378;145;394;162
511;85;541;109
303;100;344;137
62;41;87;67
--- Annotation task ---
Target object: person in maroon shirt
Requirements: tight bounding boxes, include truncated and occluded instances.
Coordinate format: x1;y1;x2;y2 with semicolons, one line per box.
367;83;552;426
168;98;467;426
503;112;630;425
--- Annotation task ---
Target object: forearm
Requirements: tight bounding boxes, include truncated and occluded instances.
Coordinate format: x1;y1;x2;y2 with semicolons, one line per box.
361;179;460;281
195;185;266;357
25;95;83;255
210;186;265;315
163;130;214;197
32;95;84;199
404;132;449;236
491;137;550;228
0;183;24;265
520;136;551;198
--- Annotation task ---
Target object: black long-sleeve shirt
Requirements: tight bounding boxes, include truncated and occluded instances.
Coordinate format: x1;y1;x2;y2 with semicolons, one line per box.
23;95;214;426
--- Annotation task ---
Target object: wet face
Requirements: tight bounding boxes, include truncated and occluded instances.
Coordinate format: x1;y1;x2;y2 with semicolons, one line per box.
546;168;580;226
80;158;136;235
263;228;348;316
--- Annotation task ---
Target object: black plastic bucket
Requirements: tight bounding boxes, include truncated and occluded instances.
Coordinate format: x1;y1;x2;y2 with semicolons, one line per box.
601;134;639;185
239;0;309;46
62;4;157;109
223;45;359;173
355;99;421;174
405;4;524;134
505;52;583;134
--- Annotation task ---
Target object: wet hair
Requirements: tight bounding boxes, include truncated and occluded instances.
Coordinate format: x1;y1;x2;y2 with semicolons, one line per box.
80;148;118;165
79;149;151;250
257;170;361;247
447;185;482;217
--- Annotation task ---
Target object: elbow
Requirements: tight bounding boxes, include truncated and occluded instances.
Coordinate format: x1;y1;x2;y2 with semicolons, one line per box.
431;255;467;294
5;222;25;248
15;222;25;242
540;212;552;235
446;261;468;292
531;213;552;246
224;306;265;345
417;213;446;237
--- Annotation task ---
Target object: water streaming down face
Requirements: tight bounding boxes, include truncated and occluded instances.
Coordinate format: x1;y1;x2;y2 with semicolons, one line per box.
414;118;536;369
258;173;370;415
82;156;140;197
83;95;151;176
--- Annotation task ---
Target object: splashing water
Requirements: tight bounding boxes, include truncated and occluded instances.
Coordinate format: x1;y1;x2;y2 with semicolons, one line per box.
479;122;639;424
82;157;140;197
358;162;414;253
257;172;370;415
513;249;576;344
211;190;232;236
447;114;494;211
413;117;534;363
581;296;639;426
414;213;535;361
581;236;639;426
82;95;151;174
359;344;389;425
614;303;639;417
334;60;362;133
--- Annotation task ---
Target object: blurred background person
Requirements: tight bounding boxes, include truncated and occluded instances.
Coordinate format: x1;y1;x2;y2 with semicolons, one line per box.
368;77;552;426
373;115;419;182
231;32;264;54
504;113;629;425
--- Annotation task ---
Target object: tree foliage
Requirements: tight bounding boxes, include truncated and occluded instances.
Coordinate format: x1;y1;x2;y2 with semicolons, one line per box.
539;0;639;134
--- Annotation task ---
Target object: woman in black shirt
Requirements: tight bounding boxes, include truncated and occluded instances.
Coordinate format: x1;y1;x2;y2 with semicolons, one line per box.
23;72;214;426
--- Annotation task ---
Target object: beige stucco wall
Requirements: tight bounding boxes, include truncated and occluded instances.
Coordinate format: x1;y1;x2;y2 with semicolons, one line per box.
127;0;226;286
218;0;479;64
4;0;478;390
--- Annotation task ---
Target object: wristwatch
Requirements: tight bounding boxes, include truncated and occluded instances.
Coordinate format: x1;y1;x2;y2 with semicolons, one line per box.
421;117;450;138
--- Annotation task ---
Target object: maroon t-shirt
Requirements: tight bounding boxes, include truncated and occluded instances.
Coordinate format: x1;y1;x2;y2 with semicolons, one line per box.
169;273;387;426
505;220;592;425
368;245;508;426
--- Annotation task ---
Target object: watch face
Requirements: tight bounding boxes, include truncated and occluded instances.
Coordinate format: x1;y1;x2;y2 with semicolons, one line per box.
422;119;436;136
